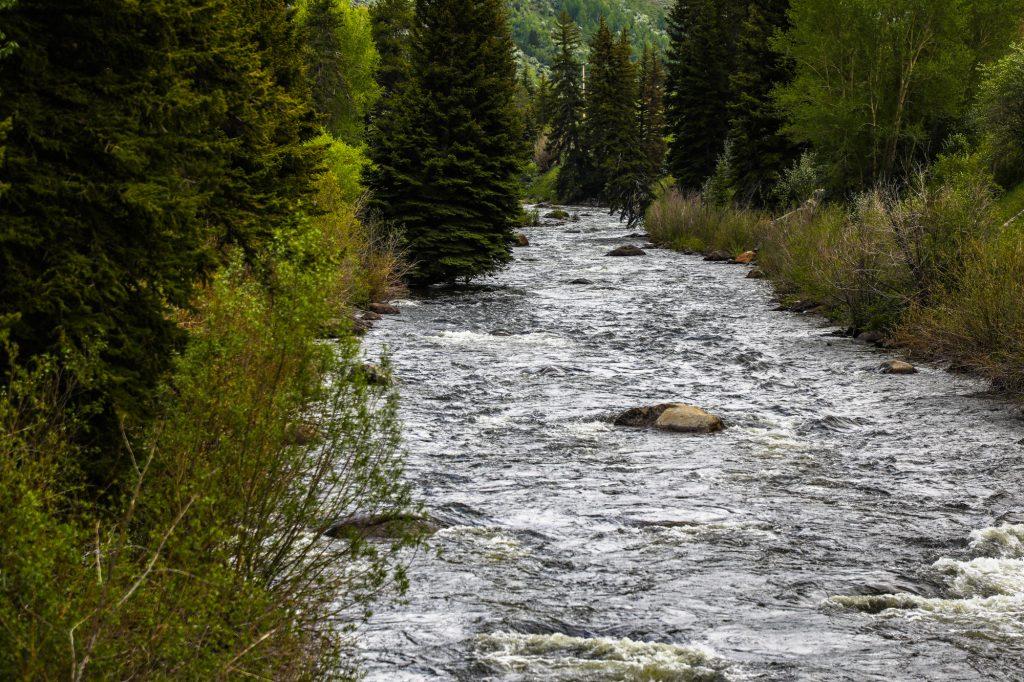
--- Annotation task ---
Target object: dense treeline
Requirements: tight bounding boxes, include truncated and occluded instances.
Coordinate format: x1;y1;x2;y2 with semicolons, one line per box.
528;10;667;225
508;0;668;69
0;0;421;677
649;0;1024;394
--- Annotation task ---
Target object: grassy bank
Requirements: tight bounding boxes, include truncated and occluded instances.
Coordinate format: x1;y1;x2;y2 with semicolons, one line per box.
646;175;1024;395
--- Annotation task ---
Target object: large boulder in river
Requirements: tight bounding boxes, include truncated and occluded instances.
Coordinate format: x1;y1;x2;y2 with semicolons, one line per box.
735;250;757;264
614;403;724;434
514;233;530;247
606;245;646;257
879;360;917;375
655;405;725;433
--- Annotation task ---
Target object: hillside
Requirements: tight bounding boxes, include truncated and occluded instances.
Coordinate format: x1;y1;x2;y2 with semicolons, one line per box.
509;0;670;69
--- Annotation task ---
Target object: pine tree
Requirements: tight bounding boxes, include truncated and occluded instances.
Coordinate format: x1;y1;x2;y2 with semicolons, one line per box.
297;0;379;144
602;29;651;226
637;43;667;182
369;0;414;97
0;0;320;480
664;0;744;190
727;0;797;206
546;11;588;202
364;0;525;285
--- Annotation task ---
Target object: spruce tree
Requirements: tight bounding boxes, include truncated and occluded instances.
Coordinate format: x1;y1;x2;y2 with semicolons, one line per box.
603;30;651;225
546;11;588;202
364;0;525;285
727;0;797;206
581;18;619;198
0;0;319;480
664;0;744;190
298;0;379;143
369;0;414;97
638;43;667;182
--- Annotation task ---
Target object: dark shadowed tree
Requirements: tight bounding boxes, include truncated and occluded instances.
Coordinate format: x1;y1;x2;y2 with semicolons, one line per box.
364;0;525;284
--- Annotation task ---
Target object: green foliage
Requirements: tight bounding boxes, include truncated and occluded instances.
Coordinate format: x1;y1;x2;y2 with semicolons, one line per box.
365;0;526;284
297;0;380;144
546;11;588;201
772;0;1009;192
507;0;669;69
773;150;826;208
370;0;414;96
525;164;561;202
975;43;1024;188
701;140;737;207
727;0;798;207
637;43;667;182
0;246;420;678
664;0;745;191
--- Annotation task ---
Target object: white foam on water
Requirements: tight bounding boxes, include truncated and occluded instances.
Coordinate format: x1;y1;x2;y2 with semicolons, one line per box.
475;631;730;681
433;525;527;562
427;330;571;349
564;420;614;439
830;524;1024;639
968;523;1024;559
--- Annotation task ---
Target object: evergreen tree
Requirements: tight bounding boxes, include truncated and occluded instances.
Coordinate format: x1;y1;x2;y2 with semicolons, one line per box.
297;0;379;144
727;0;797;206
637;43;667;182
581;18;619;197
546;11;588;202
364;0;525;285
664;0;744;190
535;71;554;128
0;0;319;480
369;0;414;97
602;30;650;225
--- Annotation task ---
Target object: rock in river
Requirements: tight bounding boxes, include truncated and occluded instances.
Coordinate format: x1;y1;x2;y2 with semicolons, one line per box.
614;403;724;434
655;405;725;433
606;245;646;257
703;250;733;262
735;250;757;264
369;302;401;315
746;268;766;279
879;360;917;375
514;233;530;247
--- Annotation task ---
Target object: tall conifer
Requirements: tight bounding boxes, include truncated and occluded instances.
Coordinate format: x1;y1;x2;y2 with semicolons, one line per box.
665;0;744;190
727;0;797;206
365;0;524;285
546;11;588;202
369;0;414;97
638;43;667;182
0;0;319;478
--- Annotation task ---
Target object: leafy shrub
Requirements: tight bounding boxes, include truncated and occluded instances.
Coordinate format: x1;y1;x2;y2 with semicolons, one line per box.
976;42;1024;187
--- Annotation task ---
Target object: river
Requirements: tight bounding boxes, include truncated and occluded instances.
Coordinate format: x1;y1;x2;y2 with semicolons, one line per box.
359;206;1024;680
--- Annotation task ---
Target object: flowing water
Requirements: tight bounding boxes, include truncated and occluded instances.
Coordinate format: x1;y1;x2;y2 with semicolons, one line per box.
359;206;1024;680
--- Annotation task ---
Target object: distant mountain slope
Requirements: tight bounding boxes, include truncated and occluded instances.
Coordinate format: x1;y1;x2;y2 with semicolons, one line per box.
508;0;669;69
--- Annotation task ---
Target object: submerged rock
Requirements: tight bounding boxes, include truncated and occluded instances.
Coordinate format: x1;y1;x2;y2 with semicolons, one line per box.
606;245;646;257
746;268;766;279
368;302;400;315
703;250;732;262
735;250;757;264
880;360;917;375
362;311;383;321
514;233;530;247
614;403;724;434
325;513;438;540
568;278;594;285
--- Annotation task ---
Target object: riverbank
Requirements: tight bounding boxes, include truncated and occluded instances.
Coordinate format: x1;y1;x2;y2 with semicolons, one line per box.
645;183;1024;397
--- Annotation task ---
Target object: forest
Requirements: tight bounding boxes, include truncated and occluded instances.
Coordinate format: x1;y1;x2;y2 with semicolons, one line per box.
1;0;1023;678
